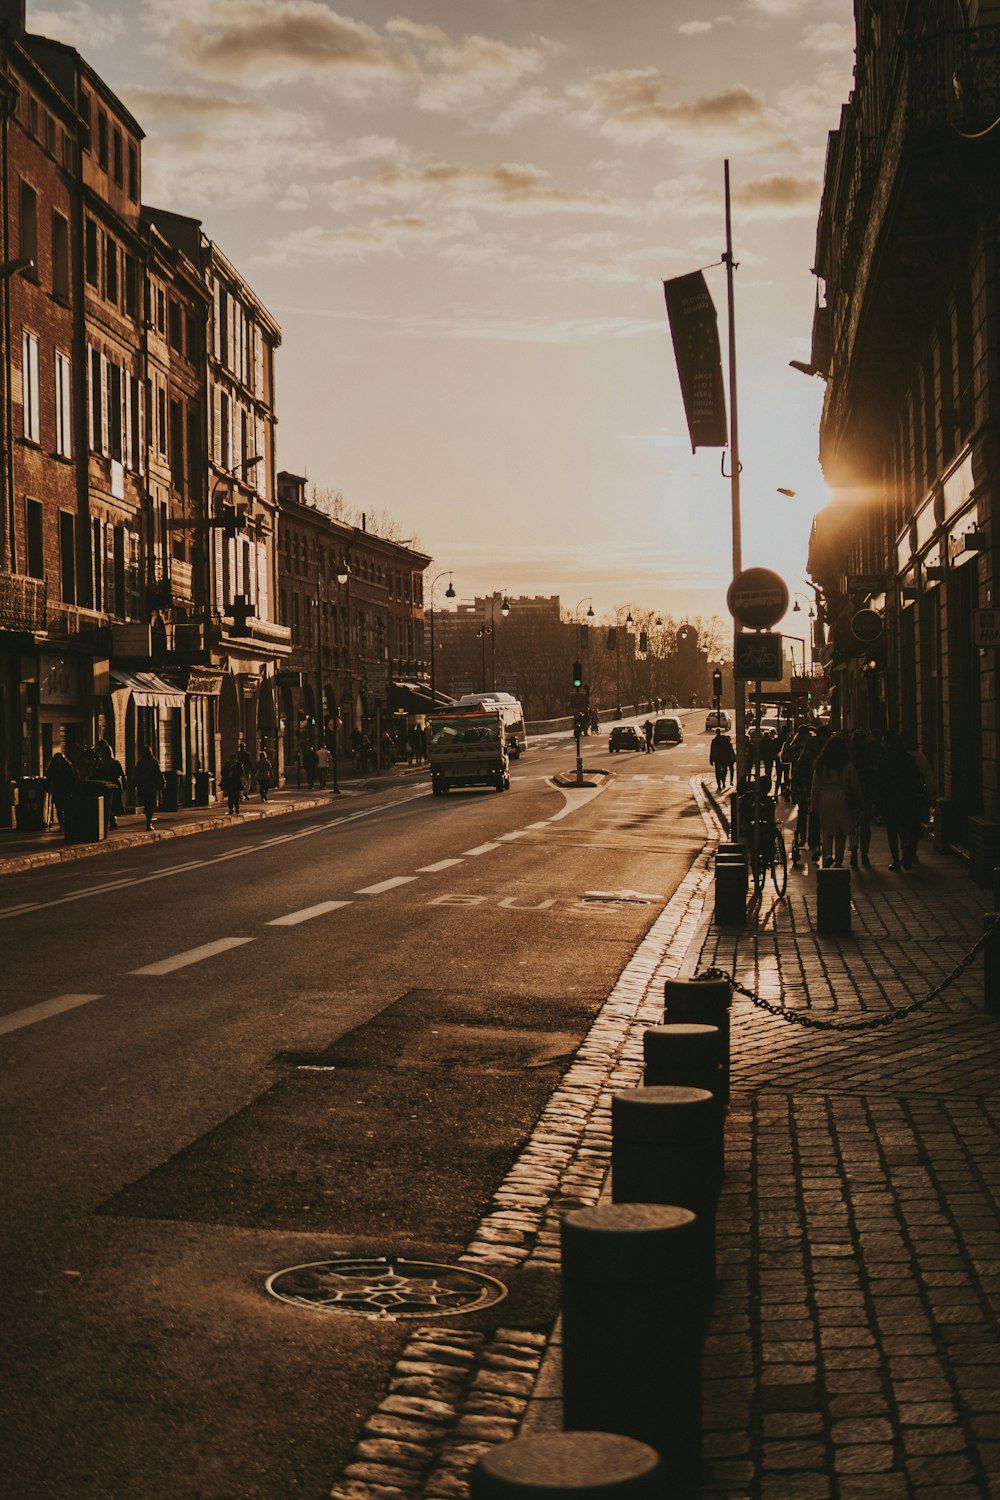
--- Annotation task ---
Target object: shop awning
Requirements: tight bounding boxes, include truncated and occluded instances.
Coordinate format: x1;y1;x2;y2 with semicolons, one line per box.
388;679;453;715
110;669;187;708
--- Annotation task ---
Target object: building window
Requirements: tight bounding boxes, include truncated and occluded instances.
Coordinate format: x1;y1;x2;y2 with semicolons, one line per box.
59;512;76;604
170;398;185;492
104;235;118;306
55;350;72;458
26;94;38;139
97;109;108;171
79;86;91;151
22;330;40;443
156;287;165;334
156;379;167;456
112;126;123;187
26;498;44;578
106;360;122;462
45;112;56;157
19;180;37;269
127;142;138;202
84;217;98;287
52;211;69;300
168;299;183;353
185;313;200;370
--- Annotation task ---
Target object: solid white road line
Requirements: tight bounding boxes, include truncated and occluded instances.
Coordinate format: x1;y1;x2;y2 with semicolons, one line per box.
267;900;351;926
355;875;418;895
526;822;550;830
0;993;103;1036
130;937;255;976
417;858;464;873
463;842;501;856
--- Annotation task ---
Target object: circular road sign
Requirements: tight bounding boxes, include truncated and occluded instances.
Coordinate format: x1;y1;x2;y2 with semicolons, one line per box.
726;568;789;630
851;608;883;643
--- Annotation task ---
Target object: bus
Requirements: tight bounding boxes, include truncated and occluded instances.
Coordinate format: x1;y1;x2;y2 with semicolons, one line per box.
454;692;527;758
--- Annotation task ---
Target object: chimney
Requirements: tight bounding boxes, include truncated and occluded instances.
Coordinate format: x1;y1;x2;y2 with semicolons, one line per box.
0;0;25;34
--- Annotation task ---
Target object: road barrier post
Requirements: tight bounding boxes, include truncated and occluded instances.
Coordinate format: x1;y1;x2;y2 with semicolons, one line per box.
643;1022;727;1109
663;977;732;1099
714;844;747;927
816;867;851;935
471;1432;663;1500
611;1086;724;1286
561;1203;703;1488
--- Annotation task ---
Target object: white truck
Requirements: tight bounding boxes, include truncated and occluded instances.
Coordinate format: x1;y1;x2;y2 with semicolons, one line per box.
428;707;510;795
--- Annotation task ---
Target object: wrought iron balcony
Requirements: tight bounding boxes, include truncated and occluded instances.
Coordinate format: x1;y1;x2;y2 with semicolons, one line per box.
0;571;46;632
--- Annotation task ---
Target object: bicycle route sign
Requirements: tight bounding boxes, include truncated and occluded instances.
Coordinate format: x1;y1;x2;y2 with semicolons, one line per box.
726;567;789;630
733;631;784;681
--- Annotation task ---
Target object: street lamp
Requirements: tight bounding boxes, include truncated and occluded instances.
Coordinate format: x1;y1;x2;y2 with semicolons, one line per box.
480;593;509;691
428;570;455;709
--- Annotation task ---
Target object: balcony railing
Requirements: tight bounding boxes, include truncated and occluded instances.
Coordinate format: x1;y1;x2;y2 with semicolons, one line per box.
0;571;46;632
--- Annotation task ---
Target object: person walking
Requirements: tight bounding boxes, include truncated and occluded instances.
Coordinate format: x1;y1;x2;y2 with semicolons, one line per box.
133;744;165;832
316;742;332;789
809;734;862;869
643;719;654;753
874;730;924;871
220;754;244;816
256;750;274;802
303;743;319;790
709;730;736;791
93;738;127;829
848;729;878;868
45;750;77;830
236;741;254;800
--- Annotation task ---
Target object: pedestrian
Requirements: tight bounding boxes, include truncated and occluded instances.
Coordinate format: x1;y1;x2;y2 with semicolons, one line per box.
220;754;244;815
848;729;878;868
316;742;332;789
93;737;127;829
874;730;924;871
809;734;863;869
643;719;654;753
303;743;319;790
256;750;274;802
785;725;817;857
45;750;77;830
589;709;599;735
903;733;936;857
236;741;254;799
133;743;165;832
709;730;736;791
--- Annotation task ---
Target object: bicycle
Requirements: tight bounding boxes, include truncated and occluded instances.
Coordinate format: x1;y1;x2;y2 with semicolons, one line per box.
738;782;788;897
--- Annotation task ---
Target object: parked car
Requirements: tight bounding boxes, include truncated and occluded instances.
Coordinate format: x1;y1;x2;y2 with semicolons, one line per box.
653;716;684;744
705;709;732;732
609;724;643;753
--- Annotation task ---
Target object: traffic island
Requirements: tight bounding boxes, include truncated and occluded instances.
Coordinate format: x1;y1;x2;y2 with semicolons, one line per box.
552;769;610;788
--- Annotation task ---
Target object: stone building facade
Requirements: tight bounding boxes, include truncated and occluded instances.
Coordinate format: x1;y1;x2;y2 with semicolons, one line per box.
808;1;1000;875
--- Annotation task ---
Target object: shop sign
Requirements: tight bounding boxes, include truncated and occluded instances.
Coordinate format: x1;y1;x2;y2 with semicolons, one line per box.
186;670;224;696
974;610;1000;648
851;609;883;643
39;654;80;704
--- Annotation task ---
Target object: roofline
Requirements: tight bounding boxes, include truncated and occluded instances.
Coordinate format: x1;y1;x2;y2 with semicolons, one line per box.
24;32;146;138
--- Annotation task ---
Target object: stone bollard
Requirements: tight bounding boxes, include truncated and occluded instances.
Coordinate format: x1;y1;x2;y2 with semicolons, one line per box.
663;977;732;1099
643;1022;727;1109
611;1086;724;1286
714;845;747;927
816;866;851;935
471;1432;663;1500
985;914;1000;1015
561;1203;703;1490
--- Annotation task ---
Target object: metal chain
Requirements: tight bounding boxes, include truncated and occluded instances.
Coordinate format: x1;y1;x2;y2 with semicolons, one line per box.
693;926;992;1032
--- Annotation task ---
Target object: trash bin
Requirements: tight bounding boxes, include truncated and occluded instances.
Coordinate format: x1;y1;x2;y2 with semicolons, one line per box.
14;776;48;831
64;782;108;843
160;769;180;813
193;770;216;806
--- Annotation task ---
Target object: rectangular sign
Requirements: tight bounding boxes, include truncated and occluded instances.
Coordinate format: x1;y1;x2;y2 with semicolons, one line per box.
733;632;784;681
974;610;1000;647
663;271;728;452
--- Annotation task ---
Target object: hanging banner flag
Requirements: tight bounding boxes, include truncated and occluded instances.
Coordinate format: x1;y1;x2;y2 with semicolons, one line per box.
663;271;728;452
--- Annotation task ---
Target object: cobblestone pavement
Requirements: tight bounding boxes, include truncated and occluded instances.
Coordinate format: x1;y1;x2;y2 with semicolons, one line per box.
326;781;1000;1500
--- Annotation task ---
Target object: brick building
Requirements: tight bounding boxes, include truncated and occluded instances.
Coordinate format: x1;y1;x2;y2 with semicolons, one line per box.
807;2;1000;875
0;1;290;823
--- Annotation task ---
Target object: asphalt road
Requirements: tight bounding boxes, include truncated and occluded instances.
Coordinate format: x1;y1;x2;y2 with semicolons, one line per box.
1;713;714;1500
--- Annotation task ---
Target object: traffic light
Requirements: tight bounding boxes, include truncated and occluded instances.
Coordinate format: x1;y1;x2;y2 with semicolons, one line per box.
712;667;723;701
578;622;589;651
606;628;617;650
572;660;583;690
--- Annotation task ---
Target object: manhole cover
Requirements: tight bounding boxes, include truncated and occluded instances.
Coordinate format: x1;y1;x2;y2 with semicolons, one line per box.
265;1256;508;1319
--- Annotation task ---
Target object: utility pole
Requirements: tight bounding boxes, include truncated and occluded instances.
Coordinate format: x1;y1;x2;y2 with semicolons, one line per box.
724;159;747;791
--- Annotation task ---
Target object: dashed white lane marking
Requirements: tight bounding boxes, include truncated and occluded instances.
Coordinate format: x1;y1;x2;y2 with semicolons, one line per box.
499;830;529;841
356;875;418;895
131;937;255;976
463;842;501;856
267;900;352;926
418;858;464;873
0;993;103;1036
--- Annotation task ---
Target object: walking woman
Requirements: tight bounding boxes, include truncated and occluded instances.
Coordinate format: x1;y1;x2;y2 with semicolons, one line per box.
809;734;863;869
874;730;924;871
133;744;165;832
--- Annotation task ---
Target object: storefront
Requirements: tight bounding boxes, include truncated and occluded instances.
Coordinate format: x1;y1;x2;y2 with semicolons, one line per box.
109;669;187;780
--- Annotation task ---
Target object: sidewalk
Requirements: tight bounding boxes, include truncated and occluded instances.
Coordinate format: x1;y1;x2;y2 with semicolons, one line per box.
324;778;1000;1500
0;763;427;877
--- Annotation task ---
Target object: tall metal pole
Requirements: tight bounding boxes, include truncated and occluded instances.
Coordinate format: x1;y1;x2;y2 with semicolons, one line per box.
724;160;747;791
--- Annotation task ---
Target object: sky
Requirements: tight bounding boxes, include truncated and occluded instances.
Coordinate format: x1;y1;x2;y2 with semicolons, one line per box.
32;0;856;636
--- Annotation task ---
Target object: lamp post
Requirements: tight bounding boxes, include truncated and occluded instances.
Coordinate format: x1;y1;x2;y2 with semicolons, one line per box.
428;570;455;709
479;592;509;691
336;555;351;765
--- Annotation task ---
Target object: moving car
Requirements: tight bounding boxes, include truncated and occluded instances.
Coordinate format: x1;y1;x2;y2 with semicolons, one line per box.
705;709;732;732
653;715;684;744
609;724;643;753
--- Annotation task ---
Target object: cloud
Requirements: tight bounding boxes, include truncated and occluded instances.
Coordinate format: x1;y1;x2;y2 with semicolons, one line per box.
574;71;768;146
320;160;623;219
744;0;810;16
736;171;820;215
258;215;469;266
677;16;736;35
31;1;124;48
800;22;854;55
